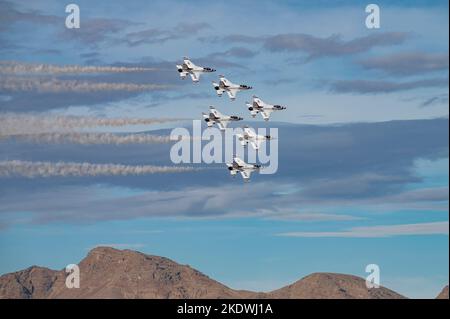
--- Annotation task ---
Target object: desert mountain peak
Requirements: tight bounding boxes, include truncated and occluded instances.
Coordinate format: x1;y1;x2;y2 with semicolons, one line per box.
0;247;409;299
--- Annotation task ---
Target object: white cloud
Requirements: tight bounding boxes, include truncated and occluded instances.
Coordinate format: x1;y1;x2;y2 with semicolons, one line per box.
278;221;449;238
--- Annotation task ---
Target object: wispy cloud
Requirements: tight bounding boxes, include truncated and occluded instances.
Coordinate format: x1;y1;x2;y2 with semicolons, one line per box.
420;94;449;108
0;182;359;226
121;22;211;46
201;32;410;61
358;52;449;76
0;160;196;178
0;1;137;48
0;119;447;228
328;78;448;94
0;0;59;31
278;221;449;238
264;32;410;59
59;17;139;48
205;47;258;59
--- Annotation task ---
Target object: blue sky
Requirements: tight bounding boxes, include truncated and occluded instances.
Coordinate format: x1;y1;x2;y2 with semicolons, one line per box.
0;0;448;298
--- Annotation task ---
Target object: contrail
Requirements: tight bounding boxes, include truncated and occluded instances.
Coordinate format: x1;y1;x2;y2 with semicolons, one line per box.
0;77;170;93
0;160;196;178
13;132;174;145
0;61;157;74
0;114;185;136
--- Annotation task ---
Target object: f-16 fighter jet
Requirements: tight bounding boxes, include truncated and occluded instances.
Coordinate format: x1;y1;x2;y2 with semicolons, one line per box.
212;75;252;100
245;95;286;121
226;157;261;181
236;126;271;150
176;57;216;82
202;106;243;131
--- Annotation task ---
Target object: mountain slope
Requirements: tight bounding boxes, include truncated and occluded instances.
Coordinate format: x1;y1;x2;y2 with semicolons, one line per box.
0;266;57;299
0;247;407;299
268;273;405;299
436;285;448;299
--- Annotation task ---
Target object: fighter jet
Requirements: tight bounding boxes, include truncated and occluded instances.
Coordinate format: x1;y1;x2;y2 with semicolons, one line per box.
202;106;243;131
226;157;261;181
212;75;252;100
245;96;286;121
236;126;271;150
176;57;216;82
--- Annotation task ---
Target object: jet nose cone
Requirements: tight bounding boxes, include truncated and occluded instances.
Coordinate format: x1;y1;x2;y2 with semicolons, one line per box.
265;135;271;139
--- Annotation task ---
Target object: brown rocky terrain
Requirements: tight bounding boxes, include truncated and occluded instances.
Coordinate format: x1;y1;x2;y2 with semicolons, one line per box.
268;273;405;299
0;246;413;299
436;285;448;299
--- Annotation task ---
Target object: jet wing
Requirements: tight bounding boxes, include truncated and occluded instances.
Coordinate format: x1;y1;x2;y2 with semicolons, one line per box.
240;169;251;180
184;59;195;69
244;127;256;138
251;140;261;150
227;88;238;100
236;134;247;146
253;97;263;107
217;121;228;130
261;109;273;121
210;108;222;118
249;109;258;117
220;77;232;87
189;72;200;82
234;157;247;167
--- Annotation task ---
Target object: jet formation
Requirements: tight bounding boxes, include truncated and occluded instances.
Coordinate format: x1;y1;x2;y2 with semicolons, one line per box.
176;57;287;180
